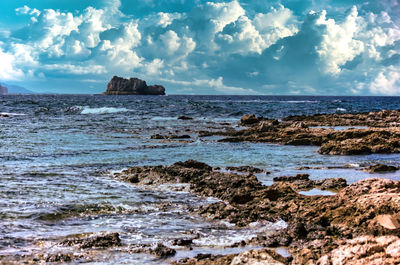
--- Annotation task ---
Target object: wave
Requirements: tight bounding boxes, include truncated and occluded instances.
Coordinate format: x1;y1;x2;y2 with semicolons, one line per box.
77;106;131;115
151;116;178;121
285;100;319;103
0;112;27;116
336;108;347;112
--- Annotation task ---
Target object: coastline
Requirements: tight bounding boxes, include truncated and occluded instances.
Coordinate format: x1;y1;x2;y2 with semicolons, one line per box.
2;107;400;264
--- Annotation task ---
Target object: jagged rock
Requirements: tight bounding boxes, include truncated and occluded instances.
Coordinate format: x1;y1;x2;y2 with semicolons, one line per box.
172;238;193;246
258;119;279;132
150;243;176;258
113;161;400;264
172;253;235;265
273;174;310;182
240;114;259;125
230;249;287;265
225;166;265;173
364;164;399;173
214;113;400;155
60;232;121;249
318;236;400;265
103;76;165;95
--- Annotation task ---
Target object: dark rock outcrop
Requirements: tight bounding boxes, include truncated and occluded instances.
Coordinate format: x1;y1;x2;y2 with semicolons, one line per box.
113;160;400;264
364;164;399;173
60;232;121;249
240;114;259;125
103;76;165;95
207;110;400;155
0;83;8;95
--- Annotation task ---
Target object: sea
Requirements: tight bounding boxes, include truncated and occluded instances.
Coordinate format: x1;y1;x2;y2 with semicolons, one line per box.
1;95;400;264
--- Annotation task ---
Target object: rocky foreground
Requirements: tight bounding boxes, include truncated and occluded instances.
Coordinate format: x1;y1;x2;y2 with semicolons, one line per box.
202;110;400;155
113;160;400;264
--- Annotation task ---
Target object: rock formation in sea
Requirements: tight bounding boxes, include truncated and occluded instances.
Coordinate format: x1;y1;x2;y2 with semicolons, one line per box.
203;110;400;155
0;83;8;95
102;76;165;95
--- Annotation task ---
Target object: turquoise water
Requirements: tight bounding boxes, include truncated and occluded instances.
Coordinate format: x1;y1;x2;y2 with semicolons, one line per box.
1;95;400;263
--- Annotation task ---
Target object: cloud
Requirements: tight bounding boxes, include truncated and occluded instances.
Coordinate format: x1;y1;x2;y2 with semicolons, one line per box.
1;0;399;95
15;5;40;16
370;68;400;95
42;64;107;75
0;48;25;81
315;7;364;75
161;76;257;94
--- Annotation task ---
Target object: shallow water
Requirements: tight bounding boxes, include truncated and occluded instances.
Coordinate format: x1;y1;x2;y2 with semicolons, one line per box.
1;94;400;263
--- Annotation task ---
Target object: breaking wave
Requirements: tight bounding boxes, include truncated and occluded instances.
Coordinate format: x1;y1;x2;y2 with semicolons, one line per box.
78;106;131;114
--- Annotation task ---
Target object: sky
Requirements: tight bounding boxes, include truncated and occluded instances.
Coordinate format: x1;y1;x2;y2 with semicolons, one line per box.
0;0;399;95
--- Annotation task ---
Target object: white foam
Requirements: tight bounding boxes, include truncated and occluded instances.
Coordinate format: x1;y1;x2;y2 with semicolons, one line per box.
193;220;287;247
286;101;319;103
151;116;177;121
79;106;130;114
346;163;360;168
299;188;336;196
0;112;27;116
336;108;347;112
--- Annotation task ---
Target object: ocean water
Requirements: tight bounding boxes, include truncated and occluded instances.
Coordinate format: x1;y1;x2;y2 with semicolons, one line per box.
1;94;400;263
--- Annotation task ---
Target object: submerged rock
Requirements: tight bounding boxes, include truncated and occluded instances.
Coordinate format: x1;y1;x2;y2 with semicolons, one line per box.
178;115;193;120
151;134;191;139
103;76;165;95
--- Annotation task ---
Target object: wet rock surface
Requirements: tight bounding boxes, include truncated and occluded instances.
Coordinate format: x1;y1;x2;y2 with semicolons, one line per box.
113;160;400;264
173;249;289;265
178;115;193;120
364;164;399;173
225;166;265;173
212;110;400;155
60;232;121;249
151;134;191;139
151;243;177;258
283;109;400;127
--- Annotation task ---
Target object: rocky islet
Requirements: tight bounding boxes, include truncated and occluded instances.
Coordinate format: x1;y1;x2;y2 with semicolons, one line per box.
102;76;166;95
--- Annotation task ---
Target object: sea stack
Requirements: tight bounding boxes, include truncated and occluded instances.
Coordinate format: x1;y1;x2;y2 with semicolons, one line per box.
103;76;165;95
0;83;8;95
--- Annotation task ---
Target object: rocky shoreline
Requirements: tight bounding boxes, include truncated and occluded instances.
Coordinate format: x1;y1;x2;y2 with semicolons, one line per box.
5;109;400;264
200;110;400;155
112;160;400;265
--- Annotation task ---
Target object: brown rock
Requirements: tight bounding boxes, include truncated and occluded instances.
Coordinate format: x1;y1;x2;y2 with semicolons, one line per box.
364;164;399;173
318;236;400;265
150;243;176;258
240;114;259;125
60;232;121;249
